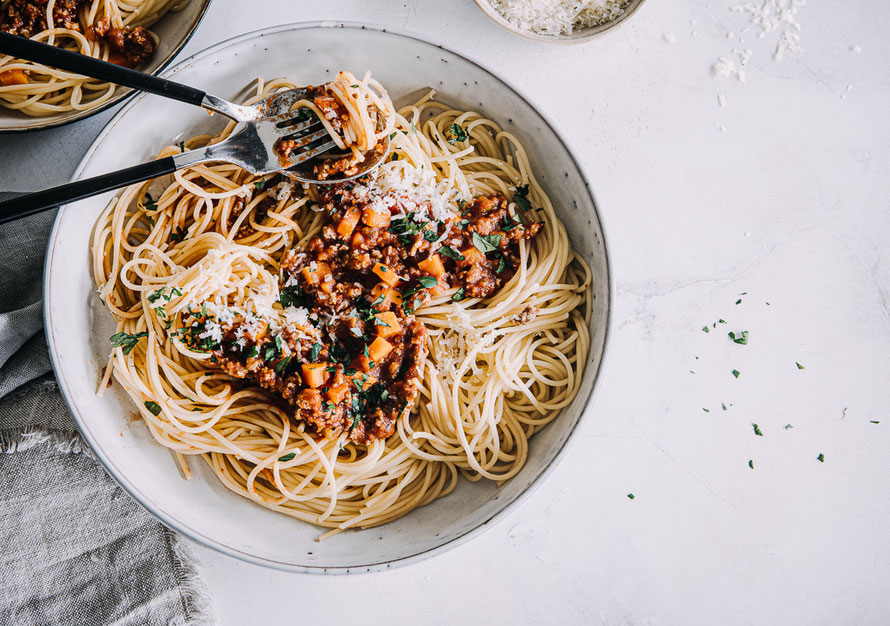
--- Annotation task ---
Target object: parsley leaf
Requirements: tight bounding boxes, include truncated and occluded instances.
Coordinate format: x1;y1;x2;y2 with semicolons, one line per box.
417;276;438;289
471;232;502;254
308;342;322;361
447;122;468;144
728;330;749;345
752;423;763;436
513;184;532;212
732;369;740;378
144;401;162;416
451;287;466;302
817;453;824;462
274;355;292;375
278;452;296;462
438;245;465;261
110;331;148;355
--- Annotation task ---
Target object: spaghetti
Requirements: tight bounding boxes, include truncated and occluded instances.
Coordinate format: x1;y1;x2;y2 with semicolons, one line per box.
0;0;191;117
91;75;592;535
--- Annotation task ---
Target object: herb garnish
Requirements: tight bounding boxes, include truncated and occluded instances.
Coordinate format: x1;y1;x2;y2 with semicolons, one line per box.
471;231;502;254
438;245;465;261
278;452;296;462
752;423;763;436
110;331;148;355
447;123;468;144
728;330;749;345
513;184;532;212
795;362;805;370
451;287;466;302
144;401;162;416
308;342;322;361
817;453;824;462
732;369;740;378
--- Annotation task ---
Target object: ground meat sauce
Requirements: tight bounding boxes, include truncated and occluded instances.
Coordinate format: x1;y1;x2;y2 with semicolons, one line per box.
185;181;542;444
274;85;387;180
1;2;155;68
1;0;83;37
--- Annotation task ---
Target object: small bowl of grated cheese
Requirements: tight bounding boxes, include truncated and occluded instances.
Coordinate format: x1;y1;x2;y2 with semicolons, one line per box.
474;0;647;43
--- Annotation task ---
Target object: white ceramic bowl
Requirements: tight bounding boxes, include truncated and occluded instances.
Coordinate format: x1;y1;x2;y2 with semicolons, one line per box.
0;0;212;133
44;22;613;573
473;0;647;44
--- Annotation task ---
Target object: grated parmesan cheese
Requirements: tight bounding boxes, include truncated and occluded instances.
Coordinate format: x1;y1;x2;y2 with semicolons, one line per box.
488;0;631;36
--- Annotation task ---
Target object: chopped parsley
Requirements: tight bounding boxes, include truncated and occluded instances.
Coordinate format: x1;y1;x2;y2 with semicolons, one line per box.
279;284;305;308
171;226;188;243
178;141;185;152
274;355;292;375
417;276;438;289
796;362;805;370
870;420;880;424
253;178;267;191
278;452;296;462
513;184;532;212
752;423;763;436
438;245;465;261
110;331;148;355
308;342;322;361
471;231;502;254
627;493;635;500
732;369;740;378
702;325;710;333
817;453;824;462
785;424;793;429
144;401;162;416
728;330;749;345
447;122;468;144
748;460;754;469
451;287;466;302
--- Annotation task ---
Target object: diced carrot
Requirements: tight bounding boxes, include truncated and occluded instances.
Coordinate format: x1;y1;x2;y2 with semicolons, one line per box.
374;311;401;338
361;207;391;228
0;69;27;86
368;337;393;362
337;206;361;238
326;384;350;404
418;253;445;278
460;246;484;265
301;261;331;286
352;354;373;372
301;362;329;388
372;262;399;287
370;283;402;310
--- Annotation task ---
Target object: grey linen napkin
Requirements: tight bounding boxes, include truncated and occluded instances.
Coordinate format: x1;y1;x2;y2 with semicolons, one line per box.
0;210;216;625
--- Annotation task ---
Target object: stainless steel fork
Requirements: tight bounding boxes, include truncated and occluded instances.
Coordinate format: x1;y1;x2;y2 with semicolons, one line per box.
0;112;338;224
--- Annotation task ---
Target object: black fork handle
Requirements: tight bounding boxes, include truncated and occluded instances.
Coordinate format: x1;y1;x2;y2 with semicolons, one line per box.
0;157;177;224
0;31;206;107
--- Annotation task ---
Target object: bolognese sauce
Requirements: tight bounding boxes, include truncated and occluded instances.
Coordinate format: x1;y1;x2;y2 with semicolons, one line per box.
182;178;542;445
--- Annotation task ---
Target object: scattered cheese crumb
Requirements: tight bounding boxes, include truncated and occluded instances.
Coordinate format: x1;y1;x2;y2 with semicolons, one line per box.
717;93;728;108
663;32;677;43
850;45;862;53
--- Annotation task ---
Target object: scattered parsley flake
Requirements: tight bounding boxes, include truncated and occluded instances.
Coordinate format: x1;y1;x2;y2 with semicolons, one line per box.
144;401;162;416
870;420;880;424
817;453;824;462
627;493;635;500
785;424;793;430
178;141;185;152
796;362;805;370
732;369;740;379
447;122;468;144
451;287;466;302
702;325;710;333
752;423;763;436
278;452;296;462
728;330;749;345
110;331;148;355
748;460;754;469
703;408;710;413
735;299;742;305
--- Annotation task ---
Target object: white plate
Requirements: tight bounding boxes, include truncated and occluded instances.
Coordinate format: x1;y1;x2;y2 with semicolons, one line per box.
0;0;212;133
45;22;613;573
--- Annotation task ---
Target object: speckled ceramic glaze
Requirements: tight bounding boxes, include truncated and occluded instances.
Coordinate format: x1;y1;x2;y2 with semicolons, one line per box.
0;0;212;133
44;22;612;573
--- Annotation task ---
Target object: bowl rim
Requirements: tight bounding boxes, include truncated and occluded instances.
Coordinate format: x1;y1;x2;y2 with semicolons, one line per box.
43;20;615;574
0;0;214;135
472;0;648;44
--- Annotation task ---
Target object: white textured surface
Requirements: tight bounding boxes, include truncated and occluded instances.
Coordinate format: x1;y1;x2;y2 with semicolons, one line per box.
2;0;889;623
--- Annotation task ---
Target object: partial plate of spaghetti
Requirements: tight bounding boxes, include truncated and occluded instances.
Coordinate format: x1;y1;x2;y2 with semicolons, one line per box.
0;0;211;132
44;23;610;572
